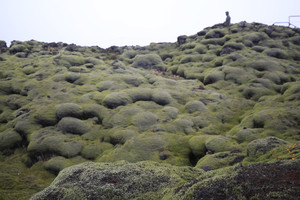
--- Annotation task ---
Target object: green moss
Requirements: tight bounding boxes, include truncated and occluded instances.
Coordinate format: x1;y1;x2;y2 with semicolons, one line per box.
60;141;83;158
27;128;65;156
98;132;191;166
252;45;266;52
65;72;81;83
223;42;245;50
97;80;114;91
0;24;300;200
132;112;158;131
14;119;42;138
179;42;196;51
110;129;138;145
128;88;153;102
194;44;207;54
203;70;225;85
6;94;29;110
283;83;300;101
0;129;22;150
233;128;258;143
44;156;69;174
159;106;178;122
56;103;83;119
264;48;288;59
246;137;287;158
30;161;204;200
57;117;91;135
196;151;244;170
132;54;166;71
179;55;202;64
242;32;268;45
245;142;300;163
205;29;225;39
54;54;86;67
22;65;37;75
240;84;276;100
205;135;239;153
0;149;55;200
34;105;58;126
122;50;138;59
222;66;251;84
81;142;113;160
201;38;226;46
103;92;132;108
185;100;207;113
188;135;210;157
102;106;140;128
167;117;195;134
247;59;282;71
9;44;28;54
202;54;216;62
152;90;172;105
82;104;108;123
44;156;87;174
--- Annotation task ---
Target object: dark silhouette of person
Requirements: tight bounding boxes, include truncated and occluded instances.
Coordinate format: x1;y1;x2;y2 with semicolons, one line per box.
224;11;231;27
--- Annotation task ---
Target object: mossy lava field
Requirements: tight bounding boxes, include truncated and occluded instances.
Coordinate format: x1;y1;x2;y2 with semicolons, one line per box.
0;22;300;199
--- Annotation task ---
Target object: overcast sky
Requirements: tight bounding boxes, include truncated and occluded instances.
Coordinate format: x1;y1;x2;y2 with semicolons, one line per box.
1;0;300;48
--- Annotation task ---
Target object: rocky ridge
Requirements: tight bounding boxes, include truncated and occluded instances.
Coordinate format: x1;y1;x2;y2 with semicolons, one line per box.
0;21;299;199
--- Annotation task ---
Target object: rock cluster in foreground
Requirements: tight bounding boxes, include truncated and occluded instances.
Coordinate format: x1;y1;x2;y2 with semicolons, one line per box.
31;160;300;200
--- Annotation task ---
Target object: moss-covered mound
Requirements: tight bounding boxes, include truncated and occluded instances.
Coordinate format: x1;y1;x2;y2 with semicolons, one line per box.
0;21;300;199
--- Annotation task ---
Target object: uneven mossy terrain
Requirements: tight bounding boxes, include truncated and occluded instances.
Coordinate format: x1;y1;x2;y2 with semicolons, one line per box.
1;22;300;199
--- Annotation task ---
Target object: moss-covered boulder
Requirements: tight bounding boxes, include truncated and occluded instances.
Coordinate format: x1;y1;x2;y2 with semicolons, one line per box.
30;161;203;200
152;90;172;105
132;54;166;71
54;54;86;67
103;92;132;108
205;135;239;153
44;156;87;174
128;88;153;102
30;160;300;200
247;137;288;158
57;117;91;135
56;103;83;119
174;160;300;199
0;129;22;150
233;128;258;143
108;129;138;145
81;142;113;160
185;100;207;113
203;70;225;85
82;104;108;123
34;105;58;126
27;128;66;157
27;128;84;158
188;135;209;157
132;111;158;131
98;132;191;166
196;151;245;170
159;106;178;122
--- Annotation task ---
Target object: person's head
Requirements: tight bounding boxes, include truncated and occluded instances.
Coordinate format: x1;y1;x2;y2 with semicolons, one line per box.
226;11;229;16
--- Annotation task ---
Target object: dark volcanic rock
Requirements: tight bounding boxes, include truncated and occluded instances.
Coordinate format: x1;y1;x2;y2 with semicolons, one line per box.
0;40;7;53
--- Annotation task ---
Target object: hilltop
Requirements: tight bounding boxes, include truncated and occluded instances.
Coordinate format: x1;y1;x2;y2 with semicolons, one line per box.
0;22;300;199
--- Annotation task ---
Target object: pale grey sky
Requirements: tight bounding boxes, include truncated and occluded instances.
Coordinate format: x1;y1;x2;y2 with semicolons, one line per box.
1;0;300;48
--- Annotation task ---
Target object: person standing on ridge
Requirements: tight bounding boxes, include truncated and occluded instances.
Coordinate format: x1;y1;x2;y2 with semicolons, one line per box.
224;11;231;26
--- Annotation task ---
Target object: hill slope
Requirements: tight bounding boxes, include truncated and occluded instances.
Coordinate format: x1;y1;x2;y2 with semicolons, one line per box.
1;22;300;199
